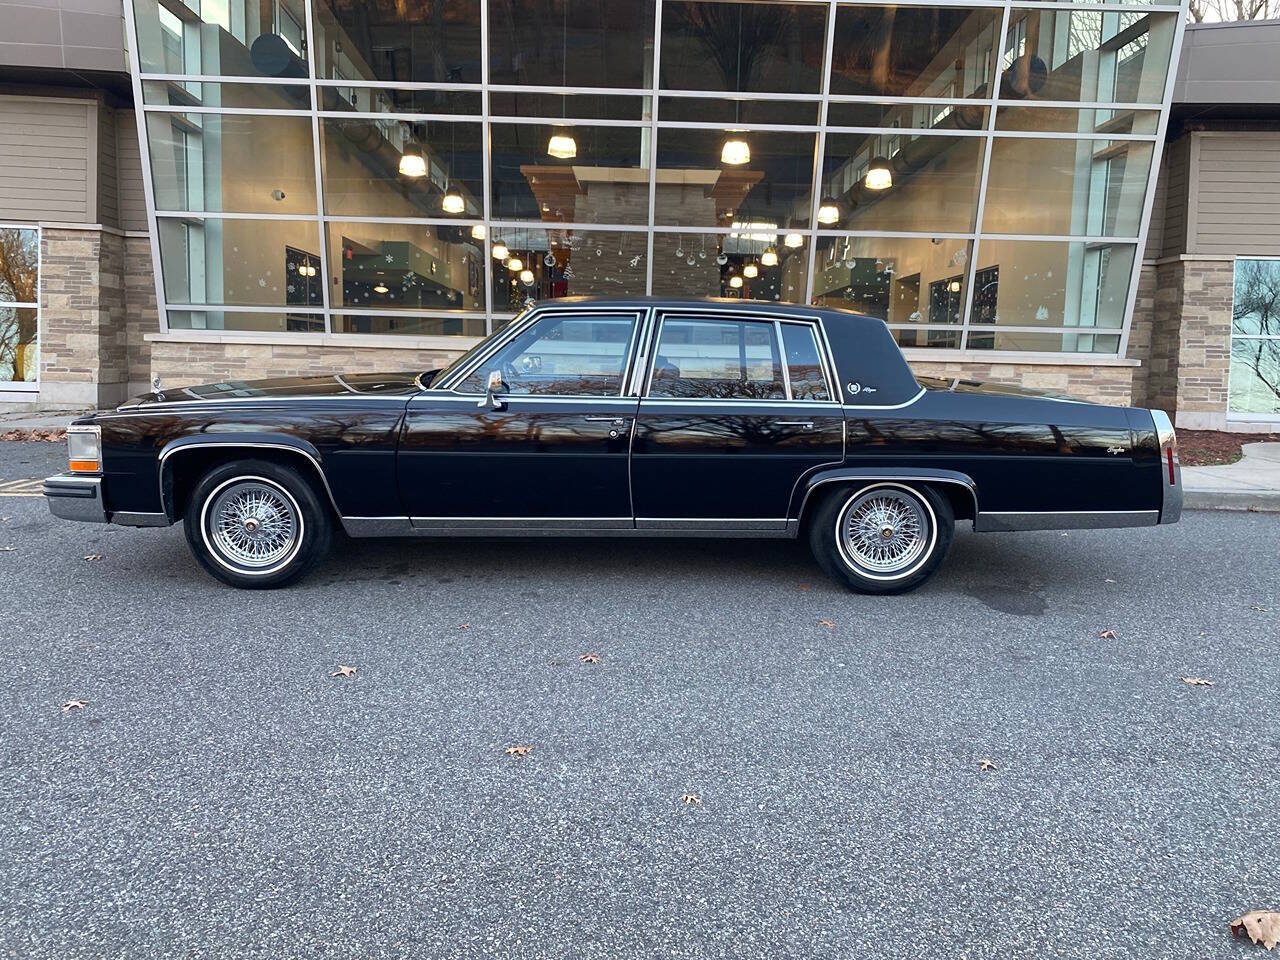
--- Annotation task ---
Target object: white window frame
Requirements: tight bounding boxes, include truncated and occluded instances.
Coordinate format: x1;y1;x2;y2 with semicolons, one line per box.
0;223;40;392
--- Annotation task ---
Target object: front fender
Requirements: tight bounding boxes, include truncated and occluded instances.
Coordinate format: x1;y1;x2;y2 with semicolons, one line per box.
789;466;980;521
157;433;339;520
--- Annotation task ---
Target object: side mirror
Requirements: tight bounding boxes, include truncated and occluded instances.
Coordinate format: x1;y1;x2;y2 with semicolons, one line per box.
479;369;507;411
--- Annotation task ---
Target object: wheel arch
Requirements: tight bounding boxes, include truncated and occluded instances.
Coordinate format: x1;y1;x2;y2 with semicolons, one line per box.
791;467;978;530
158;435;341;522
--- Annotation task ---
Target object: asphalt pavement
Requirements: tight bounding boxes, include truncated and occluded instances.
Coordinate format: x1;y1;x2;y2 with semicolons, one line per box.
1;440;1278;959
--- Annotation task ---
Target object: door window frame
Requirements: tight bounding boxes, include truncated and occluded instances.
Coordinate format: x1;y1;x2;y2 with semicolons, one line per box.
0;222;40;391
441;304;646;400
639;308;839;404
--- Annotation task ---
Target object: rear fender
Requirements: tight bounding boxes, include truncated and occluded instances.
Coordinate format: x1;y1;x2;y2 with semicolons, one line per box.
790;467;979;526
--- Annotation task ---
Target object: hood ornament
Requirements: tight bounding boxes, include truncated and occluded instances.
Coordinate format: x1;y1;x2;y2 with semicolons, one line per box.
151;375;166;402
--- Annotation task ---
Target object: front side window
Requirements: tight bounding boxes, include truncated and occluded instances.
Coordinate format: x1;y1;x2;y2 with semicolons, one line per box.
458;311;639;396
649;316;784;400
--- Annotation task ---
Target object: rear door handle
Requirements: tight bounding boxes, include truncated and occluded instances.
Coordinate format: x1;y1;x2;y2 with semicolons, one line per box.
777;420;815;429
584;416;630;424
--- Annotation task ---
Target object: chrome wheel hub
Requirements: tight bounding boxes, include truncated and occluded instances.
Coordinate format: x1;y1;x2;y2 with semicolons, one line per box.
208;480;298;568
841;489;929;574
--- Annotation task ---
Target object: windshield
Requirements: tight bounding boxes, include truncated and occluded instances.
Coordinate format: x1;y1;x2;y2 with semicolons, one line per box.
426;307;531;387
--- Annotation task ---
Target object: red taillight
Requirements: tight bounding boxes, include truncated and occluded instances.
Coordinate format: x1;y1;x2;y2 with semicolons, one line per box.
1166;447;1176;485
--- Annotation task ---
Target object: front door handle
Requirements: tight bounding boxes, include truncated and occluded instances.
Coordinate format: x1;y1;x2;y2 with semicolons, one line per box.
777;420;815;429
584;416;630;425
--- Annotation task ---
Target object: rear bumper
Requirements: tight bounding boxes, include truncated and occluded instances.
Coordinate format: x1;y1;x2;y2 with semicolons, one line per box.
1150;409;1183;524
43;474;107;523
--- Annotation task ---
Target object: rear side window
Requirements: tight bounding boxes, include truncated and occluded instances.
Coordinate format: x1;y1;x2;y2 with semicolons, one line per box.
648;317;785;400
781;324;831;401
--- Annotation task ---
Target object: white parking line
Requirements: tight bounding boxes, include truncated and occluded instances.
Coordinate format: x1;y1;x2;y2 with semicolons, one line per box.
0;479;43;497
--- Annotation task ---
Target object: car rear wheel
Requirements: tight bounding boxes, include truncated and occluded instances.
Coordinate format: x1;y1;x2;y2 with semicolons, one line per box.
183;459;331;589
808;482;953;595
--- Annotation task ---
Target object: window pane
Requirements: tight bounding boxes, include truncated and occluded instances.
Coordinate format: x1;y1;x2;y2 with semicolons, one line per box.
650;230;808;304
142;80;309;109
489;0;655;89
168;310;325;332
489;229;647;310
826;100;988;130
660;2;828;94
145;112;318;214
328;222;486;311
821;132;985;233
458;312;639;396
321;118;483;219
132;0;309;78
829;6;1002;99
334;314;486;336
650;317;784;400
781;324;830;401
659;96;819;126
1001;10;1178;104
1229;339;1280;416
1231;259;1280;336
312;0;482;84
994;106;1160;135
967;239;1135;334
812;235;974;328
319;87;482;116
982;138;1153;237
491;124;649;224
0;307;38;383
0;227;38;304
489;92;650;121
964;329;1121;353
157;218;324;307
654;128;816;229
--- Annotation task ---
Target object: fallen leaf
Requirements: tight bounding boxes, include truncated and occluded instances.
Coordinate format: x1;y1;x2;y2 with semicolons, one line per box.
1181;676;1214;687
1104;578;1117;584
1253;605;1271;613
1060;532;1069;537
817;618;835;629
979;759;998;772
504;744;534;757
331;665;357;678
1099;629;1117;639
458;623;470;630
83;554;103;562
0;546;15;552
682;793;702;805
798;583;812;592
579;653;600;664
1231;911;1280;950
62;699;88;712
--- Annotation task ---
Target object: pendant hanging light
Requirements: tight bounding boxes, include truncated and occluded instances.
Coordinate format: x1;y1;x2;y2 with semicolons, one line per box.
865;156;893;191
507;257;524;272
783;232;804;249
492;241;510;261
398;141;427;178
519;268;535;285
441;185;465;214
547;128;577;159
760;246;778;267
720;134;750;166
948;279;962;294
471;224;486;240
728;274;744;289
742;262;759;279
373;282;390;294
817;198;841;226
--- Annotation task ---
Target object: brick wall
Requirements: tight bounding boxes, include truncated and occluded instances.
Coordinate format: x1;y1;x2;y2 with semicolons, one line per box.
908;359;1135;405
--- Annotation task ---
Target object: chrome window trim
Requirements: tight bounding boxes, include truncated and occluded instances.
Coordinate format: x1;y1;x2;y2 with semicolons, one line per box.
441;305;646;400
156;440;343;518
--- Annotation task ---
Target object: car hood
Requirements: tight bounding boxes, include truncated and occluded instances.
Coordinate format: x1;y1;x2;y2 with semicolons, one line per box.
117;372;427;409
916;375;1084;404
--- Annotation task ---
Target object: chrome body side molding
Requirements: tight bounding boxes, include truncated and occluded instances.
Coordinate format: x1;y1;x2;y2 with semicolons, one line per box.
340;516;794;539
111;511;171;527
973;510;1159;532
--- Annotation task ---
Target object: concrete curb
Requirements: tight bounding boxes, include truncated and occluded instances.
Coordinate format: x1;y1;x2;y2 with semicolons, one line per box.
1184;490;1280;512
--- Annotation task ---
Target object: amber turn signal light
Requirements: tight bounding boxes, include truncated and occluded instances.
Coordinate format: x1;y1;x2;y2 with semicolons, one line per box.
66;425;101;473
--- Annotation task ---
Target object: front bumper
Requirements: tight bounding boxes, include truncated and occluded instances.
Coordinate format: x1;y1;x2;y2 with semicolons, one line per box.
43;474;107;523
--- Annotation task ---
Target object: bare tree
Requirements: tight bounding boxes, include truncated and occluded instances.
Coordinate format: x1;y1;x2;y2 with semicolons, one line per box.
1188;0;1278;24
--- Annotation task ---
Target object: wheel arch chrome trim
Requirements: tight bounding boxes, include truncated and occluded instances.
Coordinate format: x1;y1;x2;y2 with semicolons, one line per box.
156;437;343;520
792;468;979;523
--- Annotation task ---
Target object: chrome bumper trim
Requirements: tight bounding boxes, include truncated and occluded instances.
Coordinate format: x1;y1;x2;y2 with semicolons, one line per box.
1150;409;1183;524
43;474;106;523
974;510;1159;532
111;511;171;527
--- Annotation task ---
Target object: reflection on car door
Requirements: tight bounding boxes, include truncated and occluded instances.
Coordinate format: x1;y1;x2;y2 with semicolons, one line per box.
397;309;643;527
630;311;845;531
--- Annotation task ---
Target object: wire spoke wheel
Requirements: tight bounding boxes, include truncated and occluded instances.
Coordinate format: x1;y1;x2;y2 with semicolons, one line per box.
838;487;931;577
205;479;300;571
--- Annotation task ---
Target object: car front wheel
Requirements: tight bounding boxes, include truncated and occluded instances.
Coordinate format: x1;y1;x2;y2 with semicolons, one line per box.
183;459;331;589
809;482;953;595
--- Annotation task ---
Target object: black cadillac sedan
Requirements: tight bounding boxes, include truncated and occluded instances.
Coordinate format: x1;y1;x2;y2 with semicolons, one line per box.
44;297;1182;592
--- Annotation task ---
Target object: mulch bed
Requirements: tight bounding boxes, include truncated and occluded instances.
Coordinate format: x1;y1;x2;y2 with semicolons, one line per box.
0;429;66;443
1178;430;1280;467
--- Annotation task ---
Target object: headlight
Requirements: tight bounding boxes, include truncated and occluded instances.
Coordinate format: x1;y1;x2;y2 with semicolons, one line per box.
67;425;101;473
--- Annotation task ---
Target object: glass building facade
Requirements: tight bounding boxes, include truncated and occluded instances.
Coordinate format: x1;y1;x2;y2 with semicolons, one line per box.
124;0;1185;356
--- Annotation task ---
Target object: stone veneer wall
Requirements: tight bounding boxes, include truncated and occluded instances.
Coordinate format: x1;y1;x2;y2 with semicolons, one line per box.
1131;257;1234;429
37;226;155;409
150;335;1137;405
124;235;158;397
